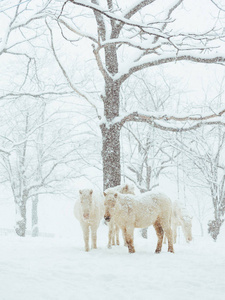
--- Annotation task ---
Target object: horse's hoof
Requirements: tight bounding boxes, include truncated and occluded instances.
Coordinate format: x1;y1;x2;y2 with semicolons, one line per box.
128;247;135;254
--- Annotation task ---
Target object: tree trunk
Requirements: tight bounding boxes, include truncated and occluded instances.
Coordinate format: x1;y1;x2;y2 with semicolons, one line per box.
101;64;121;190
208;191;225;240
208;189;225;241
15;200;27;237
208;218;224;241
101;123;121;190
32;195;39;237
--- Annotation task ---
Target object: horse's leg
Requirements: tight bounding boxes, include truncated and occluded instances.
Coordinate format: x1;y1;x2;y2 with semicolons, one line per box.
111;222;116;246
163;233;167;244
108;221;113;248
81;223;90;252
121;228;127;246
91;224;98;249
181;222;189;242
153;219;164;253
121;227;127;247
162;220;174;253
115;224;120;245
172;223;177;243
123;226;135;253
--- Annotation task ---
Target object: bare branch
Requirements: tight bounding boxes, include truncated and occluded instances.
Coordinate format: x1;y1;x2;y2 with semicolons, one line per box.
67;0;169;31
210;0;225;12
118;108;225;128
118;54;225;83
46;20;101;119
153;0;184;44
113;0;157;38
57;18;98;43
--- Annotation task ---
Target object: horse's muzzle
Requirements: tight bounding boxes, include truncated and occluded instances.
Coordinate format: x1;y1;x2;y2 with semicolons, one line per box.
83;213;89;220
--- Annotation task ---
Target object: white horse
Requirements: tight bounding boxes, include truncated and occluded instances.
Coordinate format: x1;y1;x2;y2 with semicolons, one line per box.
74;189;104;251
104;190;174;254
164;201;192;244
104;184;135;248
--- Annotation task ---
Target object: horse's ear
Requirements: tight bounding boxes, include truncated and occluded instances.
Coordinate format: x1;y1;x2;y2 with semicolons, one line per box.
103;192;107;197
90;189;93;195
124;184;128;192
114;193;118;198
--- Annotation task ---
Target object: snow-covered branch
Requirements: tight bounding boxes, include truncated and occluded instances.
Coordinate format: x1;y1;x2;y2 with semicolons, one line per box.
111;109;225;132
67;0;162;30
0;0;51;55
118;53;225;83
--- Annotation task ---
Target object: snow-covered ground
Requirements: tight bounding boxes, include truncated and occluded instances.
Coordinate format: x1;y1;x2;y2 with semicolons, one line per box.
1;221;225;300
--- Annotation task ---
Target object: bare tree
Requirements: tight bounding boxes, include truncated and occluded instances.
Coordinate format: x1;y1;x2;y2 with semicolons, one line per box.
120;71;182;192
122;124;178;192
170;125;225;240
0;96;90;236
2;0;225;191
0;0;51;56
50;0;225;190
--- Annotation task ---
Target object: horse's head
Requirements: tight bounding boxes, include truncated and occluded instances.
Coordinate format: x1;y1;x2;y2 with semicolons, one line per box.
79;189;93;220
103;191;118;222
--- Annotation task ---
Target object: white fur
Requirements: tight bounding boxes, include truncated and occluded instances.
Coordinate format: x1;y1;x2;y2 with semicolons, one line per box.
173;202;193;243
164;202;193;244
104;184;135;248
104;191;174;254
74;189;104;252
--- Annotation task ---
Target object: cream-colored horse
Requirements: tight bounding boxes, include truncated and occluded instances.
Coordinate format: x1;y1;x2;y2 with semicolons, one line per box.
164;202;192;244
104;191;174;254
105;184;135;248
74;189;104;251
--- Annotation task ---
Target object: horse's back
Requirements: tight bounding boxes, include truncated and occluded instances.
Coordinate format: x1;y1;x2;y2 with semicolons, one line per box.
133;192;172;228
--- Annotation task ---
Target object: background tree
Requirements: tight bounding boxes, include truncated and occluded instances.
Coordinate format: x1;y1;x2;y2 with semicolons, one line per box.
120;70;181;192
169;125;225;240
52;0;225;190
0;95;93;236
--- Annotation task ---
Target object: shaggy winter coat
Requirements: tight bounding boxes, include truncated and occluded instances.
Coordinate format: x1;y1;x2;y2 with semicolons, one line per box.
172;202;193;243
74;189;104;251
104;191;174;254
164;202;193;244
104;184;135;248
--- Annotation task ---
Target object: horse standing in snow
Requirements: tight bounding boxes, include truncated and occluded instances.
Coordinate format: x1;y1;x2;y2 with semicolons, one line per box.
105;184;135;248
164;202;192;244
104;191;174;254
173;202;192;243
74;189;104;252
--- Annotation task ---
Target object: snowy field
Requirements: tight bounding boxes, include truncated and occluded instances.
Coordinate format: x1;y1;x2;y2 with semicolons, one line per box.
1;220;225;300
